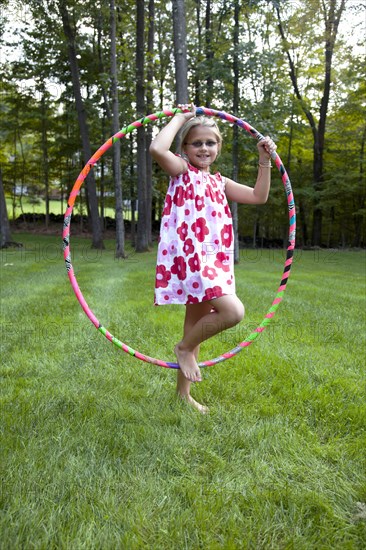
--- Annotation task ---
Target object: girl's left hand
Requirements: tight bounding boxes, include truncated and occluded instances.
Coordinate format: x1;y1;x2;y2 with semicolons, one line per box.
177;103;196;120
257;136;277;160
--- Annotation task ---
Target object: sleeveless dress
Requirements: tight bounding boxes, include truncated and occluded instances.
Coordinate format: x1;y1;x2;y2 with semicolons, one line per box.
154;162;235;305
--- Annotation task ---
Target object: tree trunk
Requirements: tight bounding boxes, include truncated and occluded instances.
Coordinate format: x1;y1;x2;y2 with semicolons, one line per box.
145;0;155;247
58;0;104;249
41;92;50;230
194;0;202;106
100;115;106;230
231;0;240;264
0;166;16;248
129;133;136;246
110;0;126;258
172;0;189;104
205;0;213;106
18;125;27;226
135;0;148;252
97;9;112;121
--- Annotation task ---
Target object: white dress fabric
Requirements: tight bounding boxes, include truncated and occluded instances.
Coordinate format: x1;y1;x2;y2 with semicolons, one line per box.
154;162;235;305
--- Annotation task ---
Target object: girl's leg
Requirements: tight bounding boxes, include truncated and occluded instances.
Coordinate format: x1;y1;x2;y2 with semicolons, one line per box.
176;302;212;413
177;301;213;388
175;294;245;382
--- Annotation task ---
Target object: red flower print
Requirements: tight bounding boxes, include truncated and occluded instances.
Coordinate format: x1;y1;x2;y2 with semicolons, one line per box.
188;253;201;273
191;217;209;243
183;238;195;256
195;195;205;212
172;283;186;303
206;206;217;221
214;251;230;272
168;240;178;255
187;295;199;304
155;264;171;288
202;266;218;280
215;190;225;204
182;172;191;184
221;224;233;247
224;203;232;218
186;276;203;294
187;164;199;174
185;183;195;200
205;185;215;202
210;175;218;189
171;256;187;281
173;185;185;207
203;286;224;301
177;221;188;241
161;291;173;303
163;195;172;216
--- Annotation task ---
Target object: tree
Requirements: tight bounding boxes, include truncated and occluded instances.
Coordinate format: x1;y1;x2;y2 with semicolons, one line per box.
135;0;149;252
110;0;126;258
0;166;20;248
172;0;189;104
0;0;362;248
231;0;240;262
145;0;155;247
204;0;213;106
58;0;104;249
193;0;203;106
275;0;346;246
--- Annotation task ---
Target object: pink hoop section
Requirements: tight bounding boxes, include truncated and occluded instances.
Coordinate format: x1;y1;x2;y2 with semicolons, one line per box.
63;107;296;368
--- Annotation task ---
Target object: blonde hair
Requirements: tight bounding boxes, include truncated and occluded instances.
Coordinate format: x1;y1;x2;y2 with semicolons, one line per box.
177;116;223;157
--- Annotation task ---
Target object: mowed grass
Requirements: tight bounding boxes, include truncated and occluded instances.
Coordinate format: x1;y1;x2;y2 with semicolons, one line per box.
6;197;132;221
1;233;365;549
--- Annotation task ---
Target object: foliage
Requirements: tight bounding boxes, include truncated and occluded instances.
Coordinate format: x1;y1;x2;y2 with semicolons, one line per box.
0;0;365;246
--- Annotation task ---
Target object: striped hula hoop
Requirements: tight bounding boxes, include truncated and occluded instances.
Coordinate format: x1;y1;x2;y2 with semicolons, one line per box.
63;107;296;368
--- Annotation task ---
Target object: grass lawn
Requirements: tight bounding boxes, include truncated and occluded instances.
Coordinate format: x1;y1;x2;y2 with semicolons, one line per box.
1;233;365;549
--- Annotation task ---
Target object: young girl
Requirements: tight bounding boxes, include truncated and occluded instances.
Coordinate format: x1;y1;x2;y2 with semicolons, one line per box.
150;105;276;413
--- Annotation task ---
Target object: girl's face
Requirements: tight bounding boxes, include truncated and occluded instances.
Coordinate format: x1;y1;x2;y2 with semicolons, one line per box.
183;126;219;172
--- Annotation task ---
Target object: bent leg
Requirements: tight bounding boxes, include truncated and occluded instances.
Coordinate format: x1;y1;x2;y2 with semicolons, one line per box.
175;302;212;384
175;295;245;382
176;302;212;413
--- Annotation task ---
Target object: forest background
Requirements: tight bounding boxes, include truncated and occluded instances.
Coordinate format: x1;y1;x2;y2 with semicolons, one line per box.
0;0;365;254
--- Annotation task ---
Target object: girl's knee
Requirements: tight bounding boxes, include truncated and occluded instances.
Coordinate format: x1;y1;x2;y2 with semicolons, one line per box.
231;299;245;326
221;296;245;327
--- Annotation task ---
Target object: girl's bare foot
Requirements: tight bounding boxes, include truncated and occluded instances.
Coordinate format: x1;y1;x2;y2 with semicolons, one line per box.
174;343;202;382
178;393;209;414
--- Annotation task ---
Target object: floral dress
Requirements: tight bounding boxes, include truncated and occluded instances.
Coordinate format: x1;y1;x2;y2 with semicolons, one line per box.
154;162;235;305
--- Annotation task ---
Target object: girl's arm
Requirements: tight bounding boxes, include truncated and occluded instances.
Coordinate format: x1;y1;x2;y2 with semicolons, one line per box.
225;136;276;205
149;107;195;177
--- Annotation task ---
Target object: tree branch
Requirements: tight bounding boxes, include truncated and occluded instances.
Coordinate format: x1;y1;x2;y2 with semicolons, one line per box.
274;3;318;141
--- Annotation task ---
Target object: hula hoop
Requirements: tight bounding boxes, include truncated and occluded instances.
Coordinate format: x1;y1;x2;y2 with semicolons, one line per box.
63;107;296;368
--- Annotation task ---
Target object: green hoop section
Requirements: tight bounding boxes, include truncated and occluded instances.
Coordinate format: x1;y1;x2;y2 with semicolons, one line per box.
63;107;296;368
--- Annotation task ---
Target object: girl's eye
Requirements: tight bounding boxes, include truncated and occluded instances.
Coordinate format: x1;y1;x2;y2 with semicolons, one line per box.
189;141;218;148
